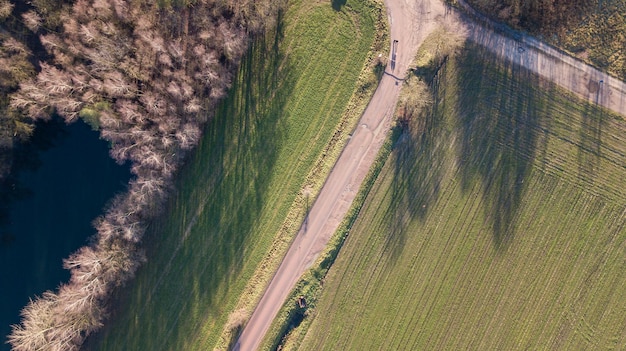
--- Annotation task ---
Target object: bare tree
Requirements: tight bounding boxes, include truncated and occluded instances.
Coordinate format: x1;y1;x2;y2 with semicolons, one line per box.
8;292;64;351
22;11;43;32
0;0;13;20
8;0;280;349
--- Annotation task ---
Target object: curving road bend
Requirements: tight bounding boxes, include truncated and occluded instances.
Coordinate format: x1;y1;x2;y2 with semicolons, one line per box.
233;1;626;350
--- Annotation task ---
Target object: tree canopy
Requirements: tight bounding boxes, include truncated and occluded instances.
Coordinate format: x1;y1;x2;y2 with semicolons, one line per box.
4;0;279;350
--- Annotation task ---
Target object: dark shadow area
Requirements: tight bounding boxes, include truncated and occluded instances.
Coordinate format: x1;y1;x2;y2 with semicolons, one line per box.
226;325;243;351
462;0;597;46
0;117;131;350
270;302;307;351
331;0;347;11
373;61;386;81
303;193;310;232
382;63;449;260
569;80;625;203
85;13;295;351
0;0;54;68
0;119;66;233
577;82;606;184
378;16;618;258
455;42;542;250
412;55;449;85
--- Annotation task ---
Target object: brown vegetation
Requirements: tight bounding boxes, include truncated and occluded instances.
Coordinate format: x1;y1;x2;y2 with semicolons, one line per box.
478;0;594;33
466;0;593;32
0;4;36;179
465;0;626;79
5;0;278;350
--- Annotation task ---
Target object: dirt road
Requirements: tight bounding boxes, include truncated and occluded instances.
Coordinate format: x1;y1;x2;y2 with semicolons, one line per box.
458;0;626;117
232;1;438;350
233;1;626;350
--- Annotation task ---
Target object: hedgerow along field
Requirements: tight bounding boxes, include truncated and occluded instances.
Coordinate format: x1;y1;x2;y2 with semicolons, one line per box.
298;38;626;350
85;0;382;350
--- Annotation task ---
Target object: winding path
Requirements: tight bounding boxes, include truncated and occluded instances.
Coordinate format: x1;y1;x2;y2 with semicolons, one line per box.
233;1;626;350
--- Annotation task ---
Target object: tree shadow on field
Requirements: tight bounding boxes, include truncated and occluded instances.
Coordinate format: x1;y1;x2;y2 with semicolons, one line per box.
85;13;295;351
577;81;606;185
382;64;449;260
455;42;544;251
331;0;347;11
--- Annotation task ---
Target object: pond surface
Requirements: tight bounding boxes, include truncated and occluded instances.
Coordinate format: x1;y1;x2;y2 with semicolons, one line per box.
0;117;131;349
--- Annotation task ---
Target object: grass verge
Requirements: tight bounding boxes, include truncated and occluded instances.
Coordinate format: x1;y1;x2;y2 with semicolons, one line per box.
213;0;389;348
258;121;400;351
85;0;386;350
295;34;626;350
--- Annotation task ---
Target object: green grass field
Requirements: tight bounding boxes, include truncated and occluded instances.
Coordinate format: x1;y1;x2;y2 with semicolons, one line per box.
297;40;626;350
85;0;382;350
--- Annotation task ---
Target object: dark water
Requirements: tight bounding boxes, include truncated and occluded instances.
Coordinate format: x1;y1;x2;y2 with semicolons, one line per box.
0;117;131;349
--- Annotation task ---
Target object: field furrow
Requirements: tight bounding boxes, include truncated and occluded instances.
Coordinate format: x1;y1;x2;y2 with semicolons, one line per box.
298;41;626;351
